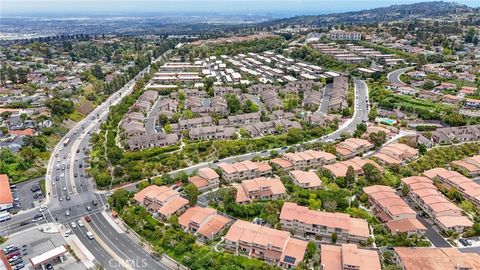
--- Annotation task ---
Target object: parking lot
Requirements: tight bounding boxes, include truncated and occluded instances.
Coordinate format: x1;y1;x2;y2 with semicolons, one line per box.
11;177;45;212
0;224;86;270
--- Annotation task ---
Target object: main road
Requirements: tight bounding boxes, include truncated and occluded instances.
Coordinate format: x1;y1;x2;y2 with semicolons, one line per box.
0;51;172;270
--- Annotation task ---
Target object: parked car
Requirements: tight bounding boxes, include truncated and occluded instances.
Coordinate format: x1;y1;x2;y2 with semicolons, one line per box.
84;216;92;222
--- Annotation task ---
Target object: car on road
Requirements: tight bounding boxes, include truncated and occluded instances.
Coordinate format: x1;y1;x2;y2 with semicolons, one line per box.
39;206;48;212
66;195;71;201
70;221;77;228
86;206;92;211
65;210;70;216
86;231;94;240
77;220;84;227
92;200;97;206
19;221;29;226
59;197;63;201
32;216;44;222
62;186;67;191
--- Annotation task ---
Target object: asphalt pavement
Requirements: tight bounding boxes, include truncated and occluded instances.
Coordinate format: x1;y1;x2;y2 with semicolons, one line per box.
387;67;413;85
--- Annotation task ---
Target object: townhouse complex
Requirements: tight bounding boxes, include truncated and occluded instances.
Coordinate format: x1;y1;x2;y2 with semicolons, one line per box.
224;220;308;269
134;185;189;220
179;206;231;242
187;167;221;193
320;244;381;270
280;202;370;243
234;177;286;204
217;160;272;182
393;247;480;270
363;185;426;237
401;176;473;233
335;138;374;159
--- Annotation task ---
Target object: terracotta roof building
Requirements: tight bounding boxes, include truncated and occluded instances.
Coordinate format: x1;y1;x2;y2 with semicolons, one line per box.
224;220;308;269
320;243;381;270
234;177;286;204
289;170;322;189
188;167;220;193
423;167;480;209
280;202;370;242
335;138;374;159
362;185;426;236
282;150;336;170
217;160;272;182
0;174;13;211
394;247;480;270
323;158;383;178
178;206;231;242
134;185;189;220
372;143;418;166
401;176;472;233
451;155;480;177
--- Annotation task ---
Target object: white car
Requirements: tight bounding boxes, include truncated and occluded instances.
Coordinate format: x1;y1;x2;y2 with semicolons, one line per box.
77;220;84;227
65;210;70;216
62;186;67;191
39;206;48;212
70;221;77;228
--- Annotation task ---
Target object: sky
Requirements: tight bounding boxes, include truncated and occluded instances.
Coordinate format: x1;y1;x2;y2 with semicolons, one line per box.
2;0;479;17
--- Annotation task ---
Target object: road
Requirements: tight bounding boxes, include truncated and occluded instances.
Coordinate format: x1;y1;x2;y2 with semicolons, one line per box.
1;50;172;270
315;83;332;116
387;67;413;85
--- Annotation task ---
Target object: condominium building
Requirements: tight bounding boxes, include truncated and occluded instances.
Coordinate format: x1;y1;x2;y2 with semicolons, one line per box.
372;143;419;166
323;158;383;178
282;150;336;170
188;167;220;193
234;177;286;204
134;185;189;220
401;176;472;233
289;170;322;189
280;202;370;242
328;30;362;41
217;160;272;182
179;206;231;242
335;138;374;159
451;155;480;177
423;167;480;208
393;247;480;270
320;244;381;270
224;220;308;269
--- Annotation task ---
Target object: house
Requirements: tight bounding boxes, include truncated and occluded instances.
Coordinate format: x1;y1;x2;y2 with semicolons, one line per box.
320;244;381;270
234;177;286;204
158;98;179;113
335;138;374;159
172;116;213;132
217;160;272;182
328;76;349;112
188;167;220;193
386;218;427;237
0;174;13;212
323;158;383;178
280;202;370;242
134;185;189;220
243;120;302;138
224;220;308;269
328;30;362;41
289;170;322;189
178;207;231;242
393;247;480;270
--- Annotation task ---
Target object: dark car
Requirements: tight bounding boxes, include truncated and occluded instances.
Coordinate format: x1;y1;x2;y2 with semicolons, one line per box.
19;221;29;227
92;200;98;206
85;216;92;222
66;195;71;201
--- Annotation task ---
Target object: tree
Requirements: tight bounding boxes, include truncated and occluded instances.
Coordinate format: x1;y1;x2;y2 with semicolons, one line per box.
242;99;258;113
164;123;172;134
369;131;387;147
184;184;199;206
226;94;241;114
368;107;377;122
418;143;427;155
363;163;382;184
345;166;355;187
423;80;435;90
46;98;74;116
91;64;104;80
109;189;130;210
331;232;337;243
305;241;317;262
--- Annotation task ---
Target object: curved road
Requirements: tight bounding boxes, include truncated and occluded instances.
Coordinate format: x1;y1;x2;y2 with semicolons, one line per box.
387;66;413;85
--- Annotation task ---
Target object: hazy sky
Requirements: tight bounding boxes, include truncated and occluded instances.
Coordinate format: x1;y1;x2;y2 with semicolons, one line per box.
2;0;479;16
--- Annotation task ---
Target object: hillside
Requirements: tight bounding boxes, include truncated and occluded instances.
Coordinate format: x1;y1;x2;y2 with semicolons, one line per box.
265;1;475;26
